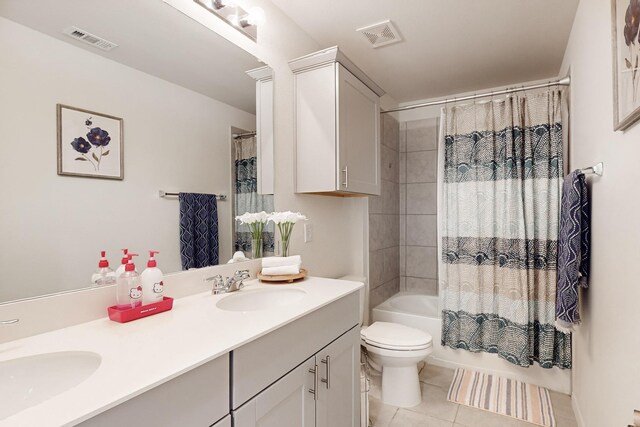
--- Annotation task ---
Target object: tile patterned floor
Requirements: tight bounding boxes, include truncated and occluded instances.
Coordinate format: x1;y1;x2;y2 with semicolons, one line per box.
368;364;579;427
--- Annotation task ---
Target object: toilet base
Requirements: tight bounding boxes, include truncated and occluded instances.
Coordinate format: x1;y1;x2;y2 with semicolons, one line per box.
381;365;422;408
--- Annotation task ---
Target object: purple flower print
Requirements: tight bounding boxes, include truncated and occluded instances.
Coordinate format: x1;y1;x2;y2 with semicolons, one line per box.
86;127;111;147
71;137;91;153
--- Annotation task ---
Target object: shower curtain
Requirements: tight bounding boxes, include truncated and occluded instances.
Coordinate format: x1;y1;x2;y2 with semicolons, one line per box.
439;90;572;369
234;135;274;255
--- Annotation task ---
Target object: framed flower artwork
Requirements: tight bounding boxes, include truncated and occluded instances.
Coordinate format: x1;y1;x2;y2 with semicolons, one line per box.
57;104;124;179
612;0;640;131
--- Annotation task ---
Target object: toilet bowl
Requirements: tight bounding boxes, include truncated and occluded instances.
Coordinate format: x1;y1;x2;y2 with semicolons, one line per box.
338;276;433;409
361;321;432;407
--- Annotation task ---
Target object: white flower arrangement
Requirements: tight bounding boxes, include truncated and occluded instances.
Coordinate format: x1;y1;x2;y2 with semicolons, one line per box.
235;211;269;240
268;211;307;256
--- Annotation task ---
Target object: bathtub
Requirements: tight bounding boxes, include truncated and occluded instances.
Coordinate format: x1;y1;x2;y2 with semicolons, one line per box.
371;292;571;394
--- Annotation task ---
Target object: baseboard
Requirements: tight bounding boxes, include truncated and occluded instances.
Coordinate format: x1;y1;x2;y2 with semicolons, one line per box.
572;394;585;427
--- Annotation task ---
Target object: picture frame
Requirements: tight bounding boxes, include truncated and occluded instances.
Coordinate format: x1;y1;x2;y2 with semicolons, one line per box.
57;104;124;179
612;0;640;131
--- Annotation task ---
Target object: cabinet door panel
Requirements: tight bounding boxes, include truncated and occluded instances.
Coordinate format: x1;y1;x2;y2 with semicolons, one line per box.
337;64;380;196
317;326;361;427
233;356;316;427
295;63;337;193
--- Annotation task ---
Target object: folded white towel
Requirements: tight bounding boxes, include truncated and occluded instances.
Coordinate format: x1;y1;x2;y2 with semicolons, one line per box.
261;265;300;276
227;251;248;263
262;255;302;268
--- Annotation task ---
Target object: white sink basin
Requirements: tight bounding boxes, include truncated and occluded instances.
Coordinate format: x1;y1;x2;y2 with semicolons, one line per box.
216;288;307;312
0;351;101;419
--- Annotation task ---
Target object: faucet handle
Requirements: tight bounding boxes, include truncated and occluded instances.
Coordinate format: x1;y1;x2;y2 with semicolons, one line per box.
234;270;250;280
204;275;225;288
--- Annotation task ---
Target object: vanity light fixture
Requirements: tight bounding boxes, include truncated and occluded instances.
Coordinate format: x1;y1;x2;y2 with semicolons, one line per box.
194;0;264;41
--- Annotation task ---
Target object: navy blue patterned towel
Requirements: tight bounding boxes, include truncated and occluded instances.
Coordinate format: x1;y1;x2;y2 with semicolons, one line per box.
555;171;590;332
179;193;219;270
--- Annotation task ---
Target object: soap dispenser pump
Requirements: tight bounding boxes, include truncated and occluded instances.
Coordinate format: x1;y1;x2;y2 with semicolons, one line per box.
116;254;142;309
141;250;164;305
92;250;116;286
115;248;129;278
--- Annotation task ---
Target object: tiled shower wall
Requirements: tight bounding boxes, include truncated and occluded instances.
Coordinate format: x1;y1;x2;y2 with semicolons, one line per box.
400;118;439;295
368;114;400;310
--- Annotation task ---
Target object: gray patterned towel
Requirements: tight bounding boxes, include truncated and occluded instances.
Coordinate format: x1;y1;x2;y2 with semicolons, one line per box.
555;170;590;332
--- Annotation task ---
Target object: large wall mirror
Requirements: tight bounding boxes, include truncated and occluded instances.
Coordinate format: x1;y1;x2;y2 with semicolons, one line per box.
0;0;273;303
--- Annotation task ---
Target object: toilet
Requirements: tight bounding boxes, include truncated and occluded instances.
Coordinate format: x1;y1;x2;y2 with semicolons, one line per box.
339;276;433;408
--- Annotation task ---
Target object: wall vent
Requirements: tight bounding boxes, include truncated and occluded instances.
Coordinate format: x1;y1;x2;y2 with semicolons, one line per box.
62;26;118;51
356;20;402;48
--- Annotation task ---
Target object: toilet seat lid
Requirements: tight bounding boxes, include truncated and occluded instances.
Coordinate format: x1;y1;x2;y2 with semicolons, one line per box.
361;322;432;350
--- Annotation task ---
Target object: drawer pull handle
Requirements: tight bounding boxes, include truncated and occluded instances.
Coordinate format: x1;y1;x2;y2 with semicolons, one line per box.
321;356;330;389
342;166;348;188
308;365;318;400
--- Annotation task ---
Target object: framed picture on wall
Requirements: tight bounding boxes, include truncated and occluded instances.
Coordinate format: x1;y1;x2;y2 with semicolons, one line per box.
57;104;124;179
612;0;640;131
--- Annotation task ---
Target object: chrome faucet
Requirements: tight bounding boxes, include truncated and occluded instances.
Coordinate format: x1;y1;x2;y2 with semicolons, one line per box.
0;319;19;325
205;270;250;295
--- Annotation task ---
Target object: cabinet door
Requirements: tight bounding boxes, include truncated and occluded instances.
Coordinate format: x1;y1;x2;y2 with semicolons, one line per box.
316;326;361;427
233;356;316;427
337;64;380;196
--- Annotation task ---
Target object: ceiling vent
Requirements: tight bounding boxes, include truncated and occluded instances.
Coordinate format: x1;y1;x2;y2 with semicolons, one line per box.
62;26;118;51
356;20;402;48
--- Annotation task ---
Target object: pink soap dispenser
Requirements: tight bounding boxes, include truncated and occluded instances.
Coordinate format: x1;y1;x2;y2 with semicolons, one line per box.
141;250;164;305
115;248;129;279
92;250;116;286
116;254;142;309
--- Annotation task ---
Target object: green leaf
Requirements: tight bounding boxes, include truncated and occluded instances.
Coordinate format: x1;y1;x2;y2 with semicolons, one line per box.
75;157;88;161
626;58;632;69
92;152;99;162
102;150;110;156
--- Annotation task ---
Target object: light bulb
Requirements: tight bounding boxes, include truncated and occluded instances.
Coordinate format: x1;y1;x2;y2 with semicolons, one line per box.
246;6;266;26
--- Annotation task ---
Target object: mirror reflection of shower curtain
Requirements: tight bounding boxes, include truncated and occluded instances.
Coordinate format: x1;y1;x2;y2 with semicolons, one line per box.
233;135;274;256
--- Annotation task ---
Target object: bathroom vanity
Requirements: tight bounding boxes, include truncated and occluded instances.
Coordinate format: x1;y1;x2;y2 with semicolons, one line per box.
0;277;362;427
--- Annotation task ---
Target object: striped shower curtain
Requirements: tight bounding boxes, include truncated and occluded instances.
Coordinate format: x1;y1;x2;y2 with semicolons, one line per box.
439;90;572;369
233;136;274;255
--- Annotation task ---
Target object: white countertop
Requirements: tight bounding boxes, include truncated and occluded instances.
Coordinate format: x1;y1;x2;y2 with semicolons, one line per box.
0;277;362;426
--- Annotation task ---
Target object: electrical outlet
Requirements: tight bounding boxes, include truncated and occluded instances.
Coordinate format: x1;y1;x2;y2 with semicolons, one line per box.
304;223;313;243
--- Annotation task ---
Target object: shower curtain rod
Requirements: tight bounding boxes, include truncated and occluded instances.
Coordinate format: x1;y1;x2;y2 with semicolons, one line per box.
233;131;257;138
381;76;571;114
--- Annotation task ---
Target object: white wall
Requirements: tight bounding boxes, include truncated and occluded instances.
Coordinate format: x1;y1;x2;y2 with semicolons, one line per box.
0;17;255;302
560;0;640;425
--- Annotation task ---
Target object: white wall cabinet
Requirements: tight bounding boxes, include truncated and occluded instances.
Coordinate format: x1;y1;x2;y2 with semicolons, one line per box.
247;66;274;195
233;326;360;427
290;47;384;196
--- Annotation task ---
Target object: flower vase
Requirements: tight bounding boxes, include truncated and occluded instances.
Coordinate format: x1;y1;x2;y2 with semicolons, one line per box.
281;237;290;257
251;237;263;259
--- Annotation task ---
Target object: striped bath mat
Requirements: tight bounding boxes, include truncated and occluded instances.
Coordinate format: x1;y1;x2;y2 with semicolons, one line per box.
448;368;556;427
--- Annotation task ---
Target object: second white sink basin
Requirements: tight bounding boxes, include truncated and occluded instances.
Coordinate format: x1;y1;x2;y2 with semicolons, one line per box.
216;288;307;312
0;351;101;420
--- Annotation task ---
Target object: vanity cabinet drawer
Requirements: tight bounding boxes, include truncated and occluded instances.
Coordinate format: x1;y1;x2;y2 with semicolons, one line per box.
231;291;359;409
79;353;229;427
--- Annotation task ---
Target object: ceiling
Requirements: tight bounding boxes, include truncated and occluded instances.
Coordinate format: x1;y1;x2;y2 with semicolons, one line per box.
271;0;579;103
0;0;261;113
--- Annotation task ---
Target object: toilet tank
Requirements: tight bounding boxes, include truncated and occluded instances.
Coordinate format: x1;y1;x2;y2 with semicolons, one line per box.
338;275;367;326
